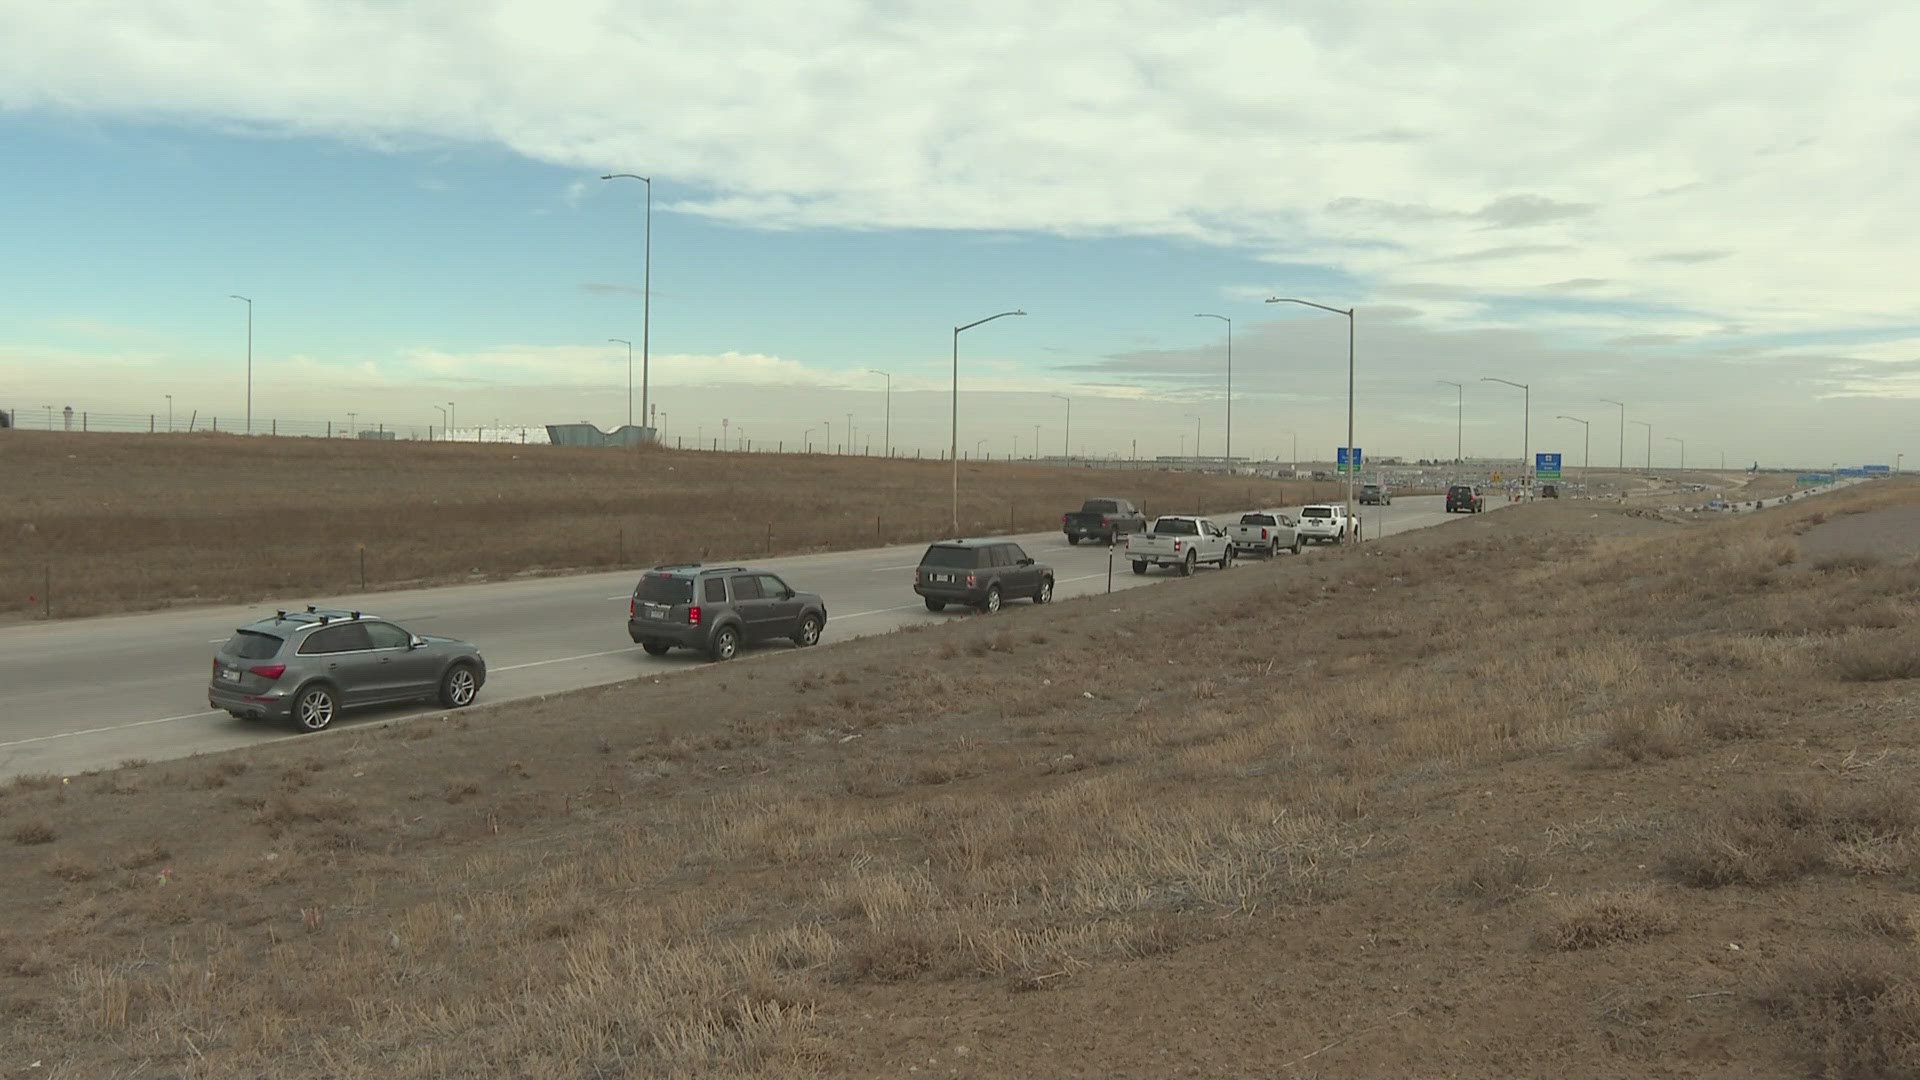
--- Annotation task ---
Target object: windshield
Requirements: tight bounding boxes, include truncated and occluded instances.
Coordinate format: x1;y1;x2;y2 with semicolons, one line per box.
224;630;284;659
1239;514;1275;525
1362;485;1379;493
1150;518;1198;535
1301;508;1333;519
920;545;980;569
635;574;695;604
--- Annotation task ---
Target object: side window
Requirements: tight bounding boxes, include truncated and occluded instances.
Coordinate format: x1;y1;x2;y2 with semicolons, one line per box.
729;575;764;601
987;546;1011;568
363;622;412;650
757;574;788;598
300;624;373;654
703;577;726;604
1003;544;1028;564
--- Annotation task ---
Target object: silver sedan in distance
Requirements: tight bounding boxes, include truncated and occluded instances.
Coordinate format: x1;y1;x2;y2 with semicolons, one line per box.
208;608;487;732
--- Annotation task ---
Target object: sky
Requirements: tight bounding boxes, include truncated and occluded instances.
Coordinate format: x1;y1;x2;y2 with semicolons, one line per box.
2;0;1917;467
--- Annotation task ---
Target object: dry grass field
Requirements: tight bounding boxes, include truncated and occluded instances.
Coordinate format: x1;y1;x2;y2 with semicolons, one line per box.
0;431;1341;620
4;480;1920;1077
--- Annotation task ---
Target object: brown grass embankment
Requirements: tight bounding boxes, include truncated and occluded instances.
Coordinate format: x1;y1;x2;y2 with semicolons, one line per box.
4;486;1920;1075
0;431;1336;619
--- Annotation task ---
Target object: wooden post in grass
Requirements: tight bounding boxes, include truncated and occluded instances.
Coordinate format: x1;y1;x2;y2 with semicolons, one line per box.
766;522;773;553
44;565;51;619
359;545;367;591
876;512;882;541
617;527;625;565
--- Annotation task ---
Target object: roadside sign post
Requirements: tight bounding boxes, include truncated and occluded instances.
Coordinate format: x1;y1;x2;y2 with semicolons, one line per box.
1106;543;1114;593
1535;452;1562;496
1336;447;1362;544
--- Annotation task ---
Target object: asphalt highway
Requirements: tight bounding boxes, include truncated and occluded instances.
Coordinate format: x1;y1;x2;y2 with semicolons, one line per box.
0;495;1477;779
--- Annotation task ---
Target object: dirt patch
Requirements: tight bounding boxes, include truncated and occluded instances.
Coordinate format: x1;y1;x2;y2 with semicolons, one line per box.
4;481;1920;1076
1799;502;1920;566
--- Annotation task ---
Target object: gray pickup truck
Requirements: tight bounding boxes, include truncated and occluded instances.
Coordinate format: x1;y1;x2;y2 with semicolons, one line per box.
1062;497;1147;545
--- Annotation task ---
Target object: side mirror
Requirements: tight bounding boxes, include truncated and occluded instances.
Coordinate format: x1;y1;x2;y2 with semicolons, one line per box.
409;635;426;649
1020;557;1035;566
782;589;795;600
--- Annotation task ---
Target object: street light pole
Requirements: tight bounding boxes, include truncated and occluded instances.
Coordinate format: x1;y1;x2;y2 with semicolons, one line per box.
803;428;814;453
1667;436;1685;472
1185;413;1202;461
1267;298;1356;543
229;295;252;434
1049;393;1070;459
599;174;653;441
1631;420;1652;472
1482;377;1530;487
951;310;1027;533
1557;415;1589;487
1437;380;1464;463
1601;399;1626;471
1195;313;1231;470
434;405;447;440
609;338;633;429
868;369;891;457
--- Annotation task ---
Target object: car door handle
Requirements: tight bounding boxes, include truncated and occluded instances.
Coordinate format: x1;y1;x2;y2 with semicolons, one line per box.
326;662;339;670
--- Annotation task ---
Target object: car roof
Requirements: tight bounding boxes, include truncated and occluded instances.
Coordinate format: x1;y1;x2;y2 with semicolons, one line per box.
644;563;755;576
241;607;384;632
925;537;1026;548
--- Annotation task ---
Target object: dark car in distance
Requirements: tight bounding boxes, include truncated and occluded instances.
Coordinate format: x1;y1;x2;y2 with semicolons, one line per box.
1445;484;1486;513
1062;497;1147;545
914;539;1054;613
628;564;827;661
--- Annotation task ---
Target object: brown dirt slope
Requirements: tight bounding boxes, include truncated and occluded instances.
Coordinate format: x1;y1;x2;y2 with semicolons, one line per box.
4;480;1920;1077
0;431;1335;620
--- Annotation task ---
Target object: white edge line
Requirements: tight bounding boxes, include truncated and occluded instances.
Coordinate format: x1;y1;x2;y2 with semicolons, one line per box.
0;709;226;750
493;646;644;673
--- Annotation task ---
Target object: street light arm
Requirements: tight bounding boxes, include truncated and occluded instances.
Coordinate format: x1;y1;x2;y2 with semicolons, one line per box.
1265;297;1352;317
600;173;650;182
1481;377;1528;391
608;337;631;345
1193;313;1230;323
956;310;1027;334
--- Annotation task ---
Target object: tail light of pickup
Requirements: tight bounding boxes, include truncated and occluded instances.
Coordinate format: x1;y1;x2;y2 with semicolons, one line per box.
1172;540;1184;552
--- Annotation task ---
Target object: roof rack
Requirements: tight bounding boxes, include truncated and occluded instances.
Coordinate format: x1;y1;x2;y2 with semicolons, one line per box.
697;566;747;575
651;562;702;571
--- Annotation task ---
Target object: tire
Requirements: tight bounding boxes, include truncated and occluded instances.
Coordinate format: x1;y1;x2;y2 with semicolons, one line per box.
1219;547;1234;568
291;683;338;733
1179;551;1196;577
708;624;740;662
1131;561;1148;575
1034;577;1053;604
980;585;1002;614
793;613;822;647
642;642;671;656
1269;540;1280;558
1066;535;1081;546
924;597;946;612
1291;538;1303;555
438;663;479;709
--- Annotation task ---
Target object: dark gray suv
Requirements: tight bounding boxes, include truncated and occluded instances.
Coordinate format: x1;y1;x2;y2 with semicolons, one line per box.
627;564;828;661
914;539;1054;613
208;608;487;732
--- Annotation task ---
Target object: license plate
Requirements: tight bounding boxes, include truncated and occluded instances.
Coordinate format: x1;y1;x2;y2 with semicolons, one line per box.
220;668;241;682
933;573;952;583
645;607;666;619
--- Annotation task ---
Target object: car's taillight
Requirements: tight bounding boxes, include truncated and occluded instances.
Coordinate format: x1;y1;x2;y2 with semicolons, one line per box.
1173;540;1183;551
249;664;286;680
629;596;636;617
1260;528;1269;540
688;606;702;626
211;659;219;679
1062;514;1069;526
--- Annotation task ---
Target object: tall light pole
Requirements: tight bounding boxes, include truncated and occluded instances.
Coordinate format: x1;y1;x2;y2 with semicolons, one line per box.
1185;412;1202;460
1195;313;1231;470
229;295;252;434
1601;399;1626;471
1557;415;1589;487
1482;377;1530;486
1631;420;1652;472
951;310;1027;532
609;338;634;429
448;401;456;439
1437;380;1464;463
1033;423;1041;459
1049;393;1070;459
803;428;815;453
599;174;653;442
1267;298;1356;543
975;438;987;460
348;411;357;438
1667;435;1686;472
868;369;891;458
434;405;447;440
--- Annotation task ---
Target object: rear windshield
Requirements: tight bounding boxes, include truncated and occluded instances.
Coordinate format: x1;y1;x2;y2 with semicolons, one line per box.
1450;486;1473;495
1082;499;1119;513
1151;518;1198;535
635;574;695;604
224;630;284;659
1301;508;1334;519
1362;485;1380;492
1240;514;1276;525
920;545;980;569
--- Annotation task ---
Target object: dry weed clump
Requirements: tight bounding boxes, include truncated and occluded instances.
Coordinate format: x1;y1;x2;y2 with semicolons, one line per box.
1456;849;1547;906
1539;890;1677;950
1830;632;1920;683
9;820;55;845
1665;785;1920;888
1760;945;1920;1080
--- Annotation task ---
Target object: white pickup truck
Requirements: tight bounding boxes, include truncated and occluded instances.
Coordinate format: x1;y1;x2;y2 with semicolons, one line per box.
1227;510;1301;557
1125;516;1233;576
1295;504;1357;544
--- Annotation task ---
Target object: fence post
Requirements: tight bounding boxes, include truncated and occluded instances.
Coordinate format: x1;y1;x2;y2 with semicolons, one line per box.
213;417;218;432
766;522;773;553
778;441;783;454
359;545;367;591
44;565;51;619
82;412;88;432
149;414;155;433
876;512;882;541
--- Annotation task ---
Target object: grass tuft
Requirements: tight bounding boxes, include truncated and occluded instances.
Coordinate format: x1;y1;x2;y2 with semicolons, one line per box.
1539;890;1677;950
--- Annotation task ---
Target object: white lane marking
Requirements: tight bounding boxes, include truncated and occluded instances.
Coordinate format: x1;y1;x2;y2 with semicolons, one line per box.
867;563;923;572
834;602;927;619
493;646;644;673
0;709;226;750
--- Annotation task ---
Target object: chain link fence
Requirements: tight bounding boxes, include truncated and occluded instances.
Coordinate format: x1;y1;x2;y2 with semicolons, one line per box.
0;403;548;443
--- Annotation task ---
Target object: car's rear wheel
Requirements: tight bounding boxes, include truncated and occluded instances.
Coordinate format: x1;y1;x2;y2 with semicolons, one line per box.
1066;535;1081;545
980;585;1002;614
924;597;946;612
794;613;822;647
292;684;337;733
1179;551;1196;576
642;642;671;656
1035;577;1053;604
709;625;740;662
438;663;479;708
1131;561;1147;575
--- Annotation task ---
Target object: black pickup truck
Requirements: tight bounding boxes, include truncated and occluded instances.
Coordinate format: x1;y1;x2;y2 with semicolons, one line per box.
1062;498;1147;545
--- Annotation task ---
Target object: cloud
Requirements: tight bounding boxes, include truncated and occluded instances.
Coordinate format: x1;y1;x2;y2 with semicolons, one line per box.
1542;278;1611;291
1645;250;1733;264
580;282;646;297
1424;244;1575;265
